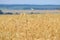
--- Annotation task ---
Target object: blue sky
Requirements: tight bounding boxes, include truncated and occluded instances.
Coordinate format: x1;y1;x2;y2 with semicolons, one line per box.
0;0;60;5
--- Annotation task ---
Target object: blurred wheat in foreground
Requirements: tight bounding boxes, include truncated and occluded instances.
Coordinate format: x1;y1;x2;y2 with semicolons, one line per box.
0;13;60;40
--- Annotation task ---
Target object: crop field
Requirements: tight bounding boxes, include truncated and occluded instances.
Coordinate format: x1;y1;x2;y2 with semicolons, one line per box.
0;13;60;40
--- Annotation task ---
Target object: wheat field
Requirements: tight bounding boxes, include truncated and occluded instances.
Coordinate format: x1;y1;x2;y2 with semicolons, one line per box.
0;13;60;40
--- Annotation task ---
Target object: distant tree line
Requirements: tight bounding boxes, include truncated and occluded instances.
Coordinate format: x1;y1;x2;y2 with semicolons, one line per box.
0;10;3;14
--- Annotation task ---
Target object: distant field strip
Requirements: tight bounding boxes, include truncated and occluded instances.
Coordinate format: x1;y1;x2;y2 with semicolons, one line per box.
0;13;60;40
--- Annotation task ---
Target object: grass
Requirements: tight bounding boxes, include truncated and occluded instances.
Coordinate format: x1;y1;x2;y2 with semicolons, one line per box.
0;13;60;40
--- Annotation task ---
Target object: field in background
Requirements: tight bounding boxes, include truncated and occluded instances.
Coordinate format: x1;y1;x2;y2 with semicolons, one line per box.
0;13;60;40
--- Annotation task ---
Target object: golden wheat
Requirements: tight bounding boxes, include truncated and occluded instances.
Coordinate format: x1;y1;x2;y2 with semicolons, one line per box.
0;13;60;40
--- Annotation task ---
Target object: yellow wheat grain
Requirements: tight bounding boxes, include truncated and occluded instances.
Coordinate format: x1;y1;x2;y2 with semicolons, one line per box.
0;13;60;40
